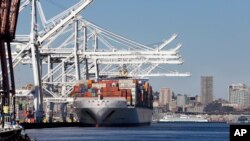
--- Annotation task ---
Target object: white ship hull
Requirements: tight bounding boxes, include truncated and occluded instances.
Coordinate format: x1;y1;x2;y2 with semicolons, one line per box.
74;97;152;126
158;115;208;123
158;119;208;122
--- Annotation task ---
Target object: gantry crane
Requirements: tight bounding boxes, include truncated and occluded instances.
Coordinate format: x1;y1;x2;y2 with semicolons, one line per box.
2;0;191;122
0;0;20;127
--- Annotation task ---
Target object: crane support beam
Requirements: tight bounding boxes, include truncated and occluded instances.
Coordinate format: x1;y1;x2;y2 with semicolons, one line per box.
0;0;21;127
158;34;178;50
37;0;93;44
6;0;191;100
100;72;191;77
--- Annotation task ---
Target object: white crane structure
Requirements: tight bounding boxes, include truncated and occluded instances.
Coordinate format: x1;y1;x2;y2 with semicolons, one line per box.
1;0;191;122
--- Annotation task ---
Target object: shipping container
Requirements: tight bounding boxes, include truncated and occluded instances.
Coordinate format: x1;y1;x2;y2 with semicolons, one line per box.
109;87;119;92
78;80;86;84
88;80;93;84
71;79;152;107
73;86;80;93
92;83;106;89
118;79;133;84
80;87;86;93
119;83;136;89
87;89;92;92
92;93;96;97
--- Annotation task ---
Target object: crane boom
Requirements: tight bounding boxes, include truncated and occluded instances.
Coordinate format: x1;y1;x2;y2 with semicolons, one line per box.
37;0;93;44
158;34;178;50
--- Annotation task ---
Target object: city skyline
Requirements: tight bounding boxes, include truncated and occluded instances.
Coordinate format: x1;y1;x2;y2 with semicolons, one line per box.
15;0;250;100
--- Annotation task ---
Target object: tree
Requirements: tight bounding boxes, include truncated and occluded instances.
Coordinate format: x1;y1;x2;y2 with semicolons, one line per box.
204;101;235;113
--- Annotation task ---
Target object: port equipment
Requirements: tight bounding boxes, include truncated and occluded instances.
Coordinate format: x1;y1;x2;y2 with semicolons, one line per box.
0;0;21;127
1;0;190;122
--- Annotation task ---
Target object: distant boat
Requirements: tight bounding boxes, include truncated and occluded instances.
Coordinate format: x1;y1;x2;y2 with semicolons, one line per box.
238;116;249;123
158;114;208;123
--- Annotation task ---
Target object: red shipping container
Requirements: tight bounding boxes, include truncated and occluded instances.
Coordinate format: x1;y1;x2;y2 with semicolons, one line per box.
74;86;80;93
101;87;107;92
133;79;138;84
110;87;119;92
112;91;122;97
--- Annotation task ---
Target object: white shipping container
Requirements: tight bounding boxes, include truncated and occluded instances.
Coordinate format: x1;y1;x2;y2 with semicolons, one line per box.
119;83;125;87
92;83;106;88
131;92;136;96
131;88;136;92
132;97;136;104
119;83;136;89
78;80;87;84
118;79;133;84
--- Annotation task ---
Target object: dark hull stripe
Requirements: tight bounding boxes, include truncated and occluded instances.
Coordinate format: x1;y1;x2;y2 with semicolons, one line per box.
80;122;151;127
20;122;151;129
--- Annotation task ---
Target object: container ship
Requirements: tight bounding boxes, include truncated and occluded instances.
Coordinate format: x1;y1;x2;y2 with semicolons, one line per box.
71;78;153;127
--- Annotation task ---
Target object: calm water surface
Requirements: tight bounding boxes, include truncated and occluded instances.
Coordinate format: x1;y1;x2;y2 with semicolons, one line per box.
25;123;229;141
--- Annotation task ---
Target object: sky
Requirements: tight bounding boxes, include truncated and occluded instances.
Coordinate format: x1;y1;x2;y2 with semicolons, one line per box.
15;0;250;100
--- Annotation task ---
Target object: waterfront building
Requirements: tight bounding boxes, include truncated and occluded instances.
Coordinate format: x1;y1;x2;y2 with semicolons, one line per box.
229;83;250;107
159;88;172;107
222;103;240;109
169;99;177;112
177;94;187;107
153;100;160;108
186;103;204;113
201;76;213;105
187;96;197;107
196;95;201;103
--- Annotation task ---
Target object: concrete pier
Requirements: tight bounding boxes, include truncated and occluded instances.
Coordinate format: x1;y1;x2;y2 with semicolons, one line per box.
0;128;22;141
20;122;93;129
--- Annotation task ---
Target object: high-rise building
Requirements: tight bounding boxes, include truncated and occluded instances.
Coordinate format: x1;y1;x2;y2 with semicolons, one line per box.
201;76;213;105
229;83;250;107
177;94;187;107
159;88;172;107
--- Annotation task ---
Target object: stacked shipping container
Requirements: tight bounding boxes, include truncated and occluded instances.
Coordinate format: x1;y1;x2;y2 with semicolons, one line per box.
71;79;153;108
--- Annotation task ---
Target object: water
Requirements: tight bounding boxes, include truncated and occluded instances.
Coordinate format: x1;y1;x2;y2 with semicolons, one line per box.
25;123;229;141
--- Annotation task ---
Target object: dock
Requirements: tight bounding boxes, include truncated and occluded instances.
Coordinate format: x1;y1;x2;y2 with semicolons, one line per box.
20;122;86;129
0;128;22;141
